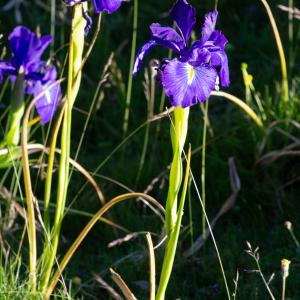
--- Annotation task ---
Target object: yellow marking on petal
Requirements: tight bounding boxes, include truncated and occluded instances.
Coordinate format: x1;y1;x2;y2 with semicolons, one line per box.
187;64;195;85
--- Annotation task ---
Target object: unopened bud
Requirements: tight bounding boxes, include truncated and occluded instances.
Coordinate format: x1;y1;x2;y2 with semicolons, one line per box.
281;259;291;278
284;221;292;231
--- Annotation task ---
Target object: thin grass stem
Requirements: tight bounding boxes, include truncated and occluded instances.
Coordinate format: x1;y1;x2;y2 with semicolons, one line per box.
123;0;138;136
211;91;264;129
201;100;208;240
68;108;175;209
288;0;293;73
255;258;276;300
50;0;56;56
260;0;289;102
20;84;37;291
187;179;194;258
45;193;164;299
41;4;86;292
43;103;65;233
146;233;156;300
180;147;232;299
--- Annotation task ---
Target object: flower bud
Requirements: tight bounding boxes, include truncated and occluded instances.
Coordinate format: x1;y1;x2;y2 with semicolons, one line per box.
281;259;291;279
284;221;292;231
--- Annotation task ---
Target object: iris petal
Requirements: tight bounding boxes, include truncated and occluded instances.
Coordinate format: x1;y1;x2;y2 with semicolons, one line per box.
34;81;61;124
210;50;230;86
0;61;16;78
161;58;217;107
28;66;61;124
133;23;186;75
9;26;52;69
0;26;61;124
192;28;230;87
64;0;83;5
209;30;228;48
169;0;196;45
93;0;122;14
204;30;229;86
201;10;218;44
187;48;211;66
150;23;184;52
132;40;156;76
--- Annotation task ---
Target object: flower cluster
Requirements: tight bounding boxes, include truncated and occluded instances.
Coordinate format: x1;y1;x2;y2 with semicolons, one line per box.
0;26;61;124
133;0;230;108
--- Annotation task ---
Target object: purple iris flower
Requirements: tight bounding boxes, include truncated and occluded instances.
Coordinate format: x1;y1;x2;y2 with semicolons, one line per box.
133;0;230;108
0;26;61;124
64;0;125;14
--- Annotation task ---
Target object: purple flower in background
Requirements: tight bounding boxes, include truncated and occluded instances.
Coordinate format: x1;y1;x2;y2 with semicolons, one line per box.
92;0;124;13
64;0;127;34
133;0;230;108
65;0;125;14
27;66;61;124
0;26;61;124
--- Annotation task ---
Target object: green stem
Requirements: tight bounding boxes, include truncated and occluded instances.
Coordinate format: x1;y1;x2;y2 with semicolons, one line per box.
288;0;293;73
254;258;275;300
201;101;208;240
156;107;189;300
215;0;219;10
289;229;300;248
210;91;264;129
19;87;37;292
5;69;25;146
50;0;56;56
43;106;65;234
165;107;189;233
188;179;194;259
123;0;138;136
156;145;191;300
282;276;286;300
12;69;37;289
40;4;86;292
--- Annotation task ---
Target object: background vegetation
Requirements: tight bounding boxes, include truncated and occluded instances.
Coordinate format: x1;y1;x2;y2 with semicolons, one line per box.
0;0;299;299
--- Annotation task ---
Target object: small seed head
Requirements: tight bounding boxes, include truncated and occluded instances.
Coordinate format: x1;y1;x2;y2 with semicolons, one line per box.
284;221;292;231
281;259;291;278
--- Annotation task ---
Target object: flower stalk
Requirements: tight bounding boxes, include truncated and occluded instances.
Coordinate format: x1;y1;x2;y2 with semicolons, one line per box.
165;107;189;232
40;3;86;293
156;107;189;300
281;259;291;300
